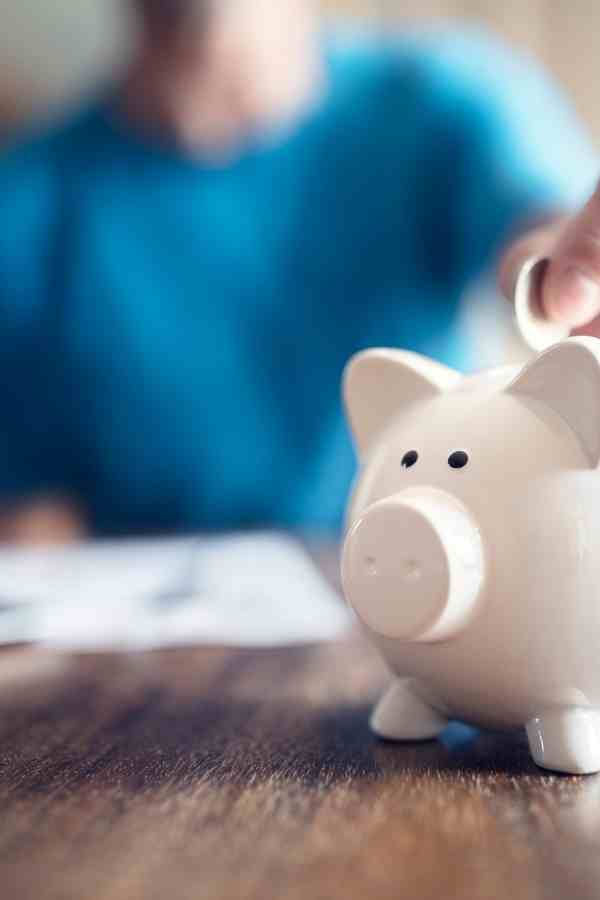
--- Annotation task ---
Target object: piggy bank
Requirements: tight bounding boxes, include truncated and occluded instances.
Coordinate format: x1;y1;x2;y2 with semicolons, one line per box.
341;337;600;774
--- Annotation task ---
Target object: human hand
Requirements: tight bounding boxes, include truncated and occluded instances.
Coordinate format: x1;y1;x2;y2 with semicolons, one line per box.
500;182;600;337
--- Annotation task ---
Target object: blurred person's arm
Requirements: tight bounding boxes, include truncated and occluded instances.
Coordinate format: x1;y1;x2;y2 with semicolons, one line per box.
389;29;597;314
0;137;85;544
431;29;600;337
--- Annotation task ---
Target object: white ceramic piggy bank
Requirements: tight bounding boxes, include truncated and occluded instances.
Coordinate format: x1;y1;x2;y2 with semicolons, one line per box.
341;336;600;774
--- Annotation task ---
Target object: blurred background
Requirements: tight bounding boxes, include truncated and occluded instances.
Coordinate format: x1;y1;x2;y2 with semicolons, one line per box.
1;1;599;144
0;0;597;547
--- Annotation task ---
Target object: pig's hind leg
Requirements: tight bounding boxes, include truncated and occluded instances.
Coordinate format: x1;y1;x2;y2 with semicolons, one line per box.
370;678;448;741
526;708;600;775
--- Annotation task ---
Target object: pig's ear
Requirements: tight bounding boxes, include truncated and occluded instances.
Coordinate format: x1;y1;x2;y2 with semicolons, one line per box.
343;348;461;458
507;337;600;466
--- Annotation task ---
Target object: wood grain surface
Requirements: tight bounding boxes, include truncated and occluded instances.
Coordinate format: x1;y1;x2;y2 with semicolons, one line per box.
0;632;599;899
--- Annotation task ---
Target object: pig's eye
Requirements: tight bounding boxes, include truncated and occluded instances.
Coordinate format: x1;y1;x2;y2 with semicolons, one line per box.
401;450;418;468
448;450;469;469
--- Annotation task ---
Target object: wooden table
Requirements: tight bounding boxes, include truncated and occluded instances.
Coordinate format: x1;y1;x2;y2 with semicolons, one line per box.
1;628;599;898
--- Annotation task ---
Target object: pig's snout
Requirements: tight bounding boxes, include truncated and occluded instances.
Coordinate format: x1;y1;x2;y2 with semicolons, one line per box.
342;488;485;642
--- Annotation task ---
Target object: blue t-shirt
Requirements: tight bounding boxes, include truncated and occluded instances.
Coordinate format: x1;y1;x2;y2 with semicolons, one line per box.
0;29;596;534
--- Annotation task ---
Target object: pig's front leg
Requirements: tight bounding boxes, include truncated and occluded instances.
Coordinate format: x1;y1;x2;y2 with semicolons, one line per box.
370;678;448;741
526;708;600;775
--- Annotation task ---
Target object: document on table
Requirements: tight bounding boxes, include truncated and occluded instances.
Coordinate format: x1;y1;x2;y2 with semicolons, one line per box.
0;533;351;650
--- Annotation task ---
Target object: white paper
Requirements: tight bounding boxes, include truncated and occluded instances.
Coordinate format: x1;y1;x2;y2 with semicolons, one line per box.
0;534;350;650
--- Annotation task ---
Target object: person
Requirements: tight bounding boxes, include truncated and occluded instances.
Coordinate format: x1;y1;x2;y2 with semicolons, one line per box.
0;0;599;541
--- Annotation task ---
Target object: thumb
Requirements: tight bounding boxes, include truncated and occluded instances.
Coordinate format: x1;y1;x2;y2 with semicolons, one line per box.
542;182;600;329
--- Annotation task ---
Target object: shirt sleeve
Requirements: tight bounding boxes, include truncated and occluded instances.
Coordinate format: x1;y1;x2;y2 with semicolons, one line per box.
398;26;599;290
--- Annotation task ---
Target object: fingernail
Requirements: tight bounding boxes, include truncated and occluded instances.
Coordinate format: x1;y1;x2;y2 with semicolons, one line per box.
546;267;600;327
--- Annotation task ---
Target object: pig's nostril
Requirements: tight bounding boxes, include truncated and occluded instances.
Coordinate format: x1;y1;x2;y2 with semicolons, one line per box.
364;556;422;579
403;559;422;582
365;555;378;575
